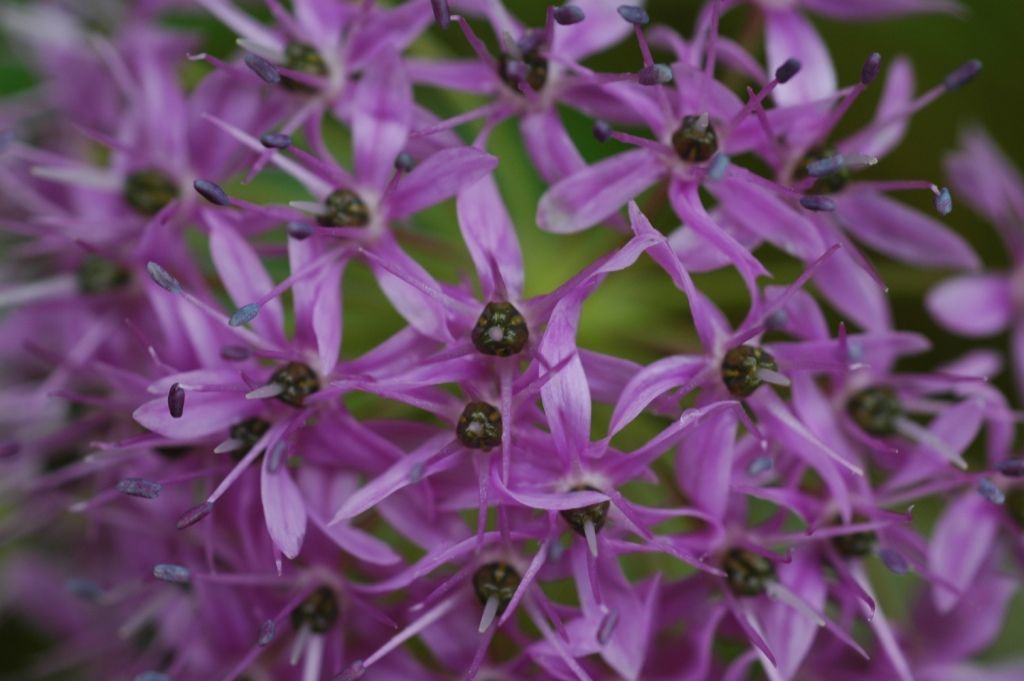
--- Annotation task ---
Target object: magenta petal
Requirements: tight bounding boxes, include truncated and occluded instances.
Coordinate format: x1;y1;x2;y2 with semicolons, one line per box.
368;234;454;342
609;355;707;436
352;50;412;190
312;262;345;375
676;409;737;521
840;57;915;159
537;149;663;234
927;491;1000;612
456;173;524;299
552;0;634;61
310;513;401;566
207;212;285;343
520;109;586;185
813;245;892;331
260;457;307;560
927;274;1012;337
385;146;498;220
133;392;255;440
764;10;837;106
836;191;980;270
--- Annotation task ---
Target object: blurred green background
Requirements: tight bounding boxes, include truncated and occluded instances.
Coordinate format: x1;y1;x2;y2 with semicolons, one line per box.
2;0;1023;677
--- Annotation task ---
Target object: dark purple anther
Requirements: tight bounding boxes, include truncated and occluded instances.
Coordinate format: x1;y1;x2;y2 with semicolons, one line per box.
168;383;185;418
258;619;276;646
194;179;230;206
934;187;953;215
944;59;982;91
153;563;191;584
221;345;251;361
799;196;836;212
593;120;613;143
430;0;450;29
617;5;649;25
861;52;882;85
286;221;315;240
176;501;213;530
117;478;163;499
554;5;585;25
230;303;260;327
774;58;801;84
260;132;292;149
978;478;1005;505
997;459;1024;477
244;53;282;84
879;548;909;575
146;261;181;293
394;152;415;172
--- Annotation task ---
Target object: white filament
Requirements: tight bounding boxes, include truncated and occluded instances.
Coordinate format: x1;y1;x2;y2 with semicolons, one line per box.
290;623;310;666
894;416;968;469
478;595;500;633
756;368;791;388
583;518;599;558
766;581;825;627
246;383;284;400
214;438;243;454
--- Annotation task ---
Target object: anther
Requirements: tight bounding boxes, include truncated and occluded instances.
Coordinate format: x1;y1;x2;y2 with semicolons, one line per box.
638;63;673;86
592;120;613;143
430;0;450;29
267;362;320;407
456;401;503;450
707;153;731;181
168;383;185;418
394;152;415;172
153;563;191;584
260;132;292;149
230;303;260;327
123;169;179;215
847;387;902;436
117;478;162;499
554;5;585;25
996;459;1024;477
723;548;776;597
134;672;171;681
176;501;213;530
471;302;529;356
799;196;836;212
934;187;953;215
146;262;181;293
318;188;370;227
598;609;619;644
721;345;782;398
617;5;649;24
774;58;801;84
878;548;909;574
498;49;548;92
291;586;339;634
194;179;231;206
66;578;104;602
221;345;251;361
285;221;314;240
672;114;718;163
977;478;1005;505
473;562;521;630
258;619;276;646
943;59;982;91
861;52;882;85
244;53;282;84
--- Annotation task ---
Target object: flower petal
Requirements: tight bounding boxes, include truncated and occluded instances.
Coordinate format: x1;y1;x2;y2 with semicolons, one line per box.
927;274;1012;337
352;50;412;190
927;491;1000;612
261;458;307;560
520;108;585;185
385;146;498;220
456;173;524;300
764;10;836;106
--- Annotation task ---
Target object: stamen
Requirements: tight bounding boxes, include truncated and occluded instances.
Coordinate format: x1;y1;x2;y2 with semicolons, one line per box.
799;196;836;212
997;459;1024;477
478;595;500;633
176;501;213;529
747;456;773;475
258;619;276;646
774;58;801;84
707;153;731;181
393;152;415;172
244;53;282;84
617;5;649;25
345;596;459;677
554;5;585;25
934;186;953;215
456;401;503;450
861;52;882;85
598;609;619;644
430;0;450;29
214;438;243;454
755;367;790;388
194;179;231;206
472;302;529;356
260;132;292;149
977;478;1005;505
672;114;718;163
65;578;103;602
267;441;286;473
286;221;314;240
134;673;171;681
230;303;261;327
893;416;968;469
146;261;182;293
290;624;310;665
765;581;825;627
167;383;185;418
638;63;672;86
153;563;191;584
116;478;162;499
721;345;781;397
592;120;612;143
806;153;877;177
943;58;982;91
247;383;283;400
879;548;909;574
583;518;599;557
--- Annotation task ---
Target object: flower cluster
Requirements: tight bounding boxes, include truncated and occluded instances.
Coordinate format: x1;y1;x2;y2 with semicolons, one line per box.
1;1;1022;680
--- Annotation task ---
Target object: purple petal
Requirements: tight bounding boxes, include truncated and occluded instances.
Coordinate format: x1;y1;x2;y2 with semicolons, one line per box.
927;491;1000;612
134;392;255;439
352;51;412;190
520;109;586;185
764;10;837;106
261;455;307;560
456;173;524;300
312;263;345;376
385;147;498;220
609;355;707;436
840;57;915;159
676;409;737;521
927;274;1012;337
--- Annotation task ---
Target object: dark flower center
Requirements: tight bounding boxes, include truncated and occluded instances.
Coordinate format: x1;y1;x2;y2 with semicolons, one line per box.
228;417;271;461
123;169;179;215
721;345;779;398
456;401;502;450
847;387;902;436
317;188;370;227
473;562;521;614
281;42;327;92
471;302;529;357
560;485;611;536
77;256;131;294
832;531;877;558
498;49;548;93
269;362;320;407
672;114;718;163
802;147;851;194
291;586;339;634
154;445;191;460
723;548;775;597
